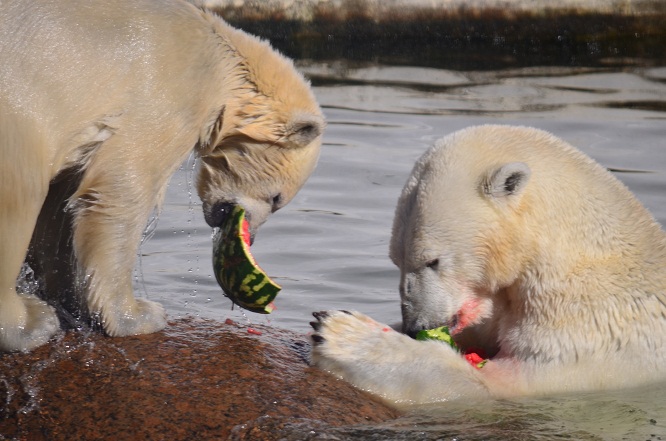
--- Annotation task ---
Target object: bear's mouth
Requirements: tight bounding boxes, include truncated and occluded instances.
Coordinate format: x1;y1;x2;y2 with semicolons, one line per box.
446;314;461;334
203;201;255;244
449;298;486;335
203;201;235;227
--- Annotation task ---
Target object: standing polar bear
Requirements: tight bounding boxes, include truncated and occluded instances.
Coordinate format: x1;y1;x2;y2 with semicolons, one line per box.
311;125;666;405
0;0;324;352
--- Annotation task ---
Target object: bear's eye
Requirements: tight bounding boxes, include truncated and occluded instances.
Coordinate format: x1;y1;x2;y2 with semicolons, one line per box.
426;259;439;269
271;193;283;213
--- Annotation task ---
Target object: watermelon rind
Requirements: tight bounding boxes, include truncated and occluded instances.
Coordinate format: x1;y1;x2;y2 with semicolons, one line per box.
415;326;458;351
212;205;281;314
416;326;489;369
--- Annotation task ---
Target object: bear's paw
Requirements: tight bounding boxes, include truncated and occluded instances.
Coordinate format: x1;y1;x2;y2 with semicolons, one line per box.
0;294;59;352
310;310;409;374
103;298;167;337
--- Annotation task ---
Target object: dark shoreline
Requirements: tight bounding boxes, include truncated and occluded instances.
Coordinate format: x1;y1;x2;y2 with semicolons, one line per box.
207;2;666;69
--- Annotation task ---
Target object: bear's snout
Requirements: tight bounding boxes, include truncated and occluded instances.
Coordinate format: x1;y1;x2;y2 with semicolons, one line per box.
203;201;238;228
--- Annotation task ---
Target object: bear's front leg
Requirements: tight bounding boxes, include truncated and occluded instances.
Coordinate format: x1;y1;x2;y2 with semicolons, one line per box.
69;148;169;338
71;197;167;337
0;159;59;351
310;310;488;405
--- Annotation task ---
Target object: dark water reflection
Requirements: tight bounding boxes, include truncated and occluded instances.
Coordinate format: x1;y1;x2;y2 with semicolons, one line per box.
137;60;666;439
225;8;666;73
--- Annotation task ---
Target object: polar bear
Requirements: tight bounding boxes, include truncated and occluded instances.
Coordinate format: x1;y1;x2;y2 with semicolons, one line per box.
0;0;324;352
311;125;666;406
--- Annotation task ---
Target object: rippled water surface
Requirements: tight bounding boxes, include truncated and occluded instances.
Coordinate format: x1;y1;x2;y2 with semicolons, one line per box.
139;61;666;439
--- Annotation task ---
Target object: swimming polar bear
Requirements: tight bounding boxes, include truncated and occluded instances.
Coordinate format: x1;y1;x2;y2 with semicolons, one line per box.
0;0;323;352
311;125;666;406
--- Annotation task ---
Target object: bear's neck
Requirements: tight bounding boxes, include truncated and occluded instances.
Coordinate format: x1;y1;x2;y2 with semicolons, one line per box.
498;248;666;364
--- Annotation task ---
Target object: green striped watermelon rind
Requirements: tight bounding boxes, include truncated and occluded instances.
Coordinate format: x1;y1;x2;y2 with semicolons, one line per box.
212;205;281;314
416;326;488;369
415;326;458;351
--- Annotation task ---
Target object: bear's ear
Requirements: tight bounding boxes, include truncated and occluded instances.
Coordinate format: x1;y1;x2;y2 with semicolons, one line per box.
483;162;531;199
197;105;227;155
283;113;325;148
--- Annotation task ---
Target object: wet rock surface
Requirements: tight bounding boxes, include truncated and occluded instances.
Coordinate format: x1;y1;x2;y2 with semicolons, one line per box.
0;318;398;441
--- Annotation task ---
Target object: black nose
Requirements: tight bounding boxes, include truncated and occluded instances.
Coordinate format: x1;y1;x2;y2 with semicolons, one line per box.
271;193;283;213
203;201;235;228
402;321;430;339
404;326;422;339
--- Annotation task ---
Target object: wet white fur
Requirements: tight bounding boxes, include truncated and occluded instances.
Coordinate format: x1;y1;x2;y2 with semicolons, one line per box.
0;0;323;351
312;125;666;406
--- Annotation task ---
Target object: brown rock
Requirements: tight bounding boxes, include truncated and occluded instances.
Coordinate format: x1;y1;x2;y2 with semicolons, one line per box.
0;318;398;440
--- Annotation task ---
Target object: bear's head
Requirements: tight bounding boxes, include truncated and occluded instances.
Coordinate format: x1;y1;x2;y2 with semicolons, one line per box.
392;124;666;367
389;125;614;338
196;19;324;241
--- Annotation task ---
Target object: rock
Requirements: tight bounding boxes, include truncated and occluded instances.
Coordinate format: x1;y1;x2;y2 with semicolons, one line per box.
0;318;398;440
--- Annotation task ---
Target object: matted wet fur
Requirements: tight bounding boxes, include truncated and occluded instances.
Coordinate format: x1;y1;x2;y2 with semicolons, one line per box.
0;0;324;351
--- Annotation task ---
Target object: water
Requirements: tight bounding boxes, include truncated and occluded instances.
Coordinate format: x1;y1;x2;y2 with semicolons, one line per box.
136;61;666;439
345;385;666;440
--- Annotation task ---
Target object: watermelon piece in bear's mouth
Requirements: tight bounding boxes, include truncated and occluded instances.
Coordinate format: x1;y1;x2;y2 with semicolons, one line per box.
212;205;281;314
415;326;458;351
415;326;488;369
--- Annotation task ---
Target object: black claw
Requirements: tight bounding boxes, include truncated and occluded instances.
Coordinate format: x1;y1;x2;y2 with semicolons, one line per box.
311;334;325;345
309;320;321;331
312;311;329;320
